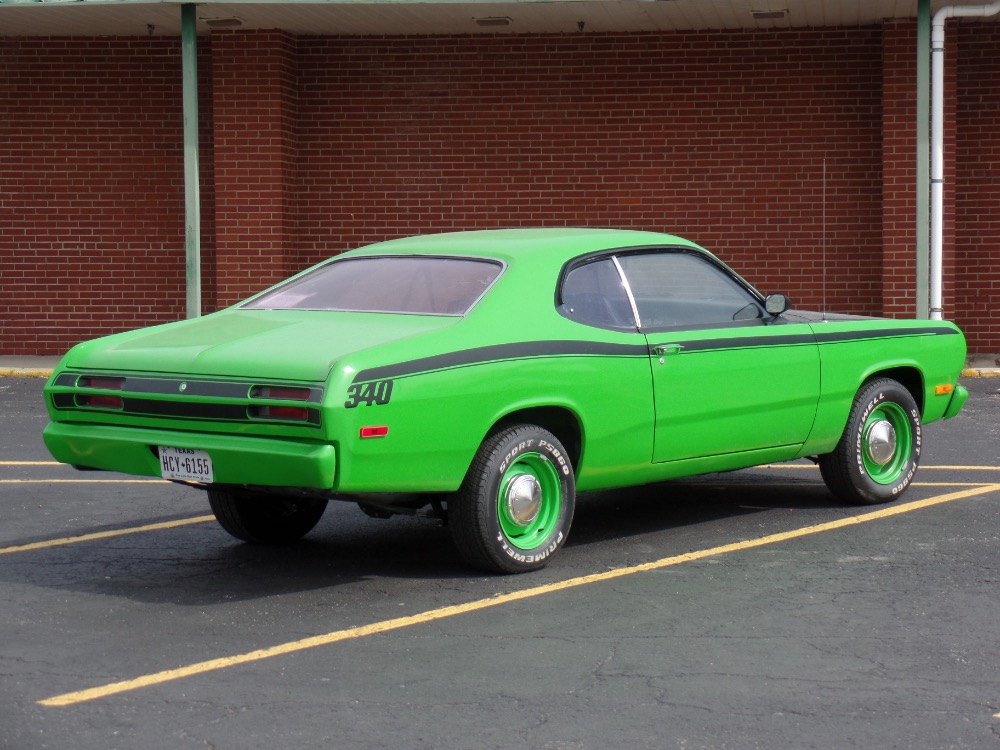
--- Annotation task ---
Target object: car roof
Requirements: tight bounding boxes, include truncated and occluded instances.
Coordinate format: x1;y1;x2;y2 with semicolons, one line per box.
343;228;706;265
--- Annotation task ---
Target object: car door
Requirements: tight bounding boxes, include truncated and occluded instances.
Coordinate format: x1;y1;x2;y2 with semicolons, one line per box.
614;250;821;463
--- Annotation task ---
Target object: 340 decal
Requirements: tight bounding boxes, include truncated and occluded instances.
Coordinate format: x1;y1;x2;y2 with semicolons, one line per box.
345;380;394;408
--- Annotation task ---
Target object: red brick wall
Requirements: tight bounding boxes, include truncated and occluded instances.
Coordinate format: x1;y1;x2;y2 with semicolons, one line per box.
212;30;299;308
2;26;998;356
955;24;1000;353
0;37;213;355
881;20;919;319
0;38;186;352
295;29;884;315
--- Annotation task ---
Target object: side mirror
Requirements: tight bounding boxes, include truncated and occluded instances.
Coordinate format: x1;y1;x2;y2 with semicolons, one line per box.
764;293;792;317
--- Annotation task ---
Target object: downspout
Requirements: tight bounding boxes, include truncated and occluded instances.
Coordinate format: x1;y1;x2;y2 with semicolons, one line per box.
181;3;201;319
915;0;929;319
930;2;1000;320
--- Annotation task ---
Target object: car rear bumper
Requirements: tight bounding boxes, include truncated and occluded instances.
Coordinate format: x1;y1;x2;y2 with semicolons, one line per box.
43;422;337;489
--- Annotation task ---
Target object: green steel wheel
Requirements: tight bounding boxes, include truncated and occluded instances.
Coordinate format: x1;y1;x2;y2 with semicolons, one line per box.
208;489;328;543
819;378;922;505
450;424;575;574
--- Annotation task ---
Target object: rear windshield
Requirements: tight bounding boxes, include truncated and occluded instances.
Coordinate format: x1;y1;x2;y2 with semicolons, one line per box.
243;256;503;316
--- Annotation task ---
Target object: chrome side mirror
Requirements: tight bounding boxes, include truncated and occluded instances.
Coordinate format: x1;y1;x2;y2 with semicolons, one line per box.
764;293;792;317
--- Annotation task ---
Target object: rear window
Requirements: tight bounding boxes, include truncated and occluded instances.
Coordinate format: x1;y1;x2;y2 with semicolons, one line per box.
243;256;503;316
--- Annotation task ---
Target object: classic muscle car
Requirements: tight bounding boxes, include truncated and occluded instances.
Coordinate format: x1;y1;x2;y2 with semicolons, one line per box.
43;229;969;573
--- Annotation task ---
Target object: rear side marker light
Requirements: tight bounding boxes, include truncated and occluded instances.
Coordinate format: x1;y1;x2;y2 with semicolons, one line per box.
935;384;955;396
360;426;389;439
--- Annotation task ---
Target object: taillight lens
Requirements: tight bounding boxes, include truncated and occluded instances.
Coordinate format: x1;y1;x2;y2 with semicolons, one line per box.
249;385;312;401
249;404;311;422
78;376;125;390
77;394;124;410
248;383;316;423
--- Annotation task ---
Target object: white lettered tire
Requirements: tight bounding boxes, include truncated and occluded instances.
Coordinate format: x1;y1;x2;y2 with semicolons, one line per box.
819;378;921;505
449;424;575;574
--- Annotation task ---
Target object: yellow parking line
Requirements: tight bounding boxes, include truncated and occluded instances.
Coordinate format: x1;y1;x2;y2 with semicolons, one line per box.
0;516;215;556
0;481;168;489
5;463;996;471
38;482;1000;708
914;482;999;487
761;464;1000;471
0;461;63;466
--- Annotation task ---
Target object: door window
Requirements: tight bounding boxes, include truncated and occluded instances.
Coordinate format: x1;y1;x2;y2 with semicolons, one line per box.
616;252;763;330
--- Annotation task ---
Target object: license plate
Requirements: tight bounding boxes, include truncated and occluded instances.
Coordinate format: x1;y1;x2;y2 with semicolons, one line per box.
158;446;214;483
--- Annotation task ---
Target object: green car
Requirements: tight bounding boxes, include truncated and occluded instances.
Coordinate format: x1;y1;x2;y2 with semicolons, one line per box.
43;229;969;573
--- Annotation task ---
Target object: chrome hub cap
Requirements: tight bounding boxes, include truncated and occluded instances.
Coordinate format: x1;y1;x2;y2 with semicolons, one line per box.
504;474;542;526
865;419;897;466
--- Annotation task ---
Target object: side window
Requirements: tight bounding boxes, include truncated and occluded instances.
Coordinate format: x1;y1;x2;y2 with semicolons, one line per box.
616;252;762;330
559;258;636;330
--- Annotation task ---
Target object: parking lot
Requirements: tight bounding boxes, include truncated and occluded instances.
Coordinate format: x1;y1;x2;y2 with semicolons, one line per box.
2;375;998;750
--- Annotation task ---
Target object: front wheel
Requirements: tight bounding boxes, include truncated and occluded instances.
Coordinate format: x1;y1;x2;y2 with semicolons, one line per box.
818;378;921;505
208;489;328;543
449;424;575;574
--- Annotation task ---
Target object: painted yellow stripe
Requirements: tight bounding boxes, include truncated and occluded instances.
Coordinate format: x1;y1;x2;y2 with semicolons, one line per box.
0;461;63;466
913;482;999;487
0;516;214;556
38;483;1000;708
0;479;164;484
761;464;1000;471
4;462;996;470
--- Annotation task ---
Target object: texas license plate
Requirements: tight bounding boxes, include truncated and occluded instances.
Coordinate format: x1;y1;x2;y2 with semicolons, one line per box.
158;446;214;483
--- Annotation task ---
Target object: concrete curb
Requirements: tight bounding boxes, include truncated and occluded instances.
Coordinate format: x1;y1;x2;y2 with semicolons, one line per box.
0;371;50;379
962;367;1000;378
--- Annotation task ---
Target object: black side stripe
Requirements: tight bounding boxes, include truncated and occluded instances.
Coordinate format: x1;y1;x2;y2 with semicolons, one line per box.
812;327;958;345
351;326;958;385
353;341;648;383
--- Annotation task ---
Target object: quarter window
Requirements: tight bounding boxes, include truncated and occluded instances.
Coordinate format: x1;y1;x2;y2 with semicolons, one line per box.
559;258;637;329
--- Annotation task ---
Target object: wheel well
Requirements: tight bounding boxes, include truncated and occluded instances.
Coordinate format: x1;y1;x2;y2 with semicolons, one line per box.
494;407;583;472
866;366;925;414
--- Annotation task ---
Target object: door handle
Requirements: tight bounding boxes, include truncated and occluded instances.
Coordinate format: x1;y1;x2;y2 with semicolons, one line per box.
652;344;682;356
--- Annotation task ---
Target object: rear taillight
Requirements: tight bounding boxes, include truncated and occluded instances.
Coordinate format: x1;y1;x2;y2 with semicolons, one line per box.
248;384;316;423
249;385;312;401
249;404;312;422
78;376;125;390
77;394;124;410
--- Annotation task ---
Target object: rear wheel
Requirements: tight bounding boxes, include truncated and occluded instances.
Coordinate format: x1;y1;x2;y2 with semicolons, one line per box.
819;378;921;505
450;424;575;574
208;489;328;543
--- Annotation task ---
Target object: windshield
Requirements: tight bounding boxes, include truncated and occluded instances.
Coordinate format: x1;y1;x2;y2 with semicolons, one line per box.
243;256;504;315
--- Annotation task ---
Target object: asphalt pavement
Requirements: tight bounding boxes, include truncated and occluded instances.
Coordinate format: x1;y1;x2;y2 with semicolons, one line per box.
1;373;998;750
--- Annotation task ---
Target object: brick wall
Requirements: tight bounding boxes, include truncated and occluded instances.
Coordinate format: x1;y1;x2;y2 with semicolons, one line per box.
955;24;1000;353
212;30;298;308
295;29;884;315
2;25;997;355
0;37;213;354
0;38;186;351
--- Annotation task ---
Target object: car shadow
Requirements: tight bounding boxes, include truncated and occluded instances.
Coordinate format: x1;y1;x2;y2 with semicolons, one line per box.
568;468;842;547
0;467;847;605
